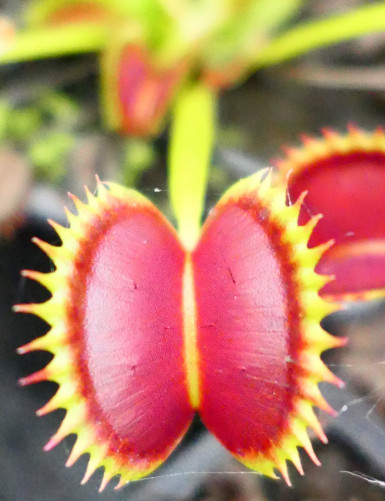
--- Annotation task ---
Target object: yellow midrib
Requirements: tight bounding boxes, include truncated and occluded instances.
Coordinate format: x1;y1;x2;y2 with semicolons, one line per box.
182;254;200;409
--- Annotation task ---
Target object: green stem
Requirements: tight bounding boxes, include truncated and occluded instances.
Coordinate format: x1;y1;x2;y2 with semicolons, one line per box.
254;2;385;68
168;82;216;250
0;24;108;64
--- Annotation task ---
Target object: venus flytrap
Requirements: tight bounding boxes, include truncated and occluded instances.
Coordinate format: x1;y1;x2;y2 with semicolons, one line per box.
15;66;385;496
15;81;348;490
274;126;385;302
2;0;385;137
7;0;385;492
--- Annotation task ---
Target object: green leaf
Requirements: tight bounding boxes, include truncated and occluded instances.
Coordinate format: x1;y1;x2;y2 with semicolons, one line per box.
168;82;216;250
24;0;121;26
0;23;108;64
245;0;303;34
254;1;385;67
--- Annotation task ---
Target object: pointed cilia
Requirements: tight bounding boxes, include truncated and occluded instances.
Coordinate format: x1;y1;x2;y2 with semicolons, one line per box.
274;126;385;301
16;171;344;490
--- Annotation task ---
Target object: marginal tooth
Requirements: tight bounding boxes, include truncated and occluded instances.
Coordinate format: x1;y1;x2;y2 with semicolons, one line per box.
44;404;87;451
321;128;338;141
300;133;316;146
13;302;40;315
314;238;334;253
98;185;110;202
283;201;302;227
43;431;67;453
17;334;48;354
283;190;306;224
257;460;278;480
20;351;71;388
32;236;78;264
287;447;304;475
67;193;86;213
81;448;107;485
68;193;99;223
66;431;94;467
299;352;343;387
310;329;347;351
99;470;115;492
325;129;346;150
49;219;81;254
304;137;326;156
277;459;291;486
302;214;323;241
47;219;67;243
31;358;58;382
114;477;127;490
21;269;57;292
300;323;338;352
282;145;298;158
293;190;308;209
95;174;102;187
295;400;327;444
63;207;83;235
95;178;110;200
299;378;336;415
19;367;50;386
37;397;62;416
328;334;348;349
14;298;64;323
84;185;96;204
81;462;98;486
325;369;344;389
32;237;64;262
18;324;67;355
37;380;78;416
315;272;334;288
290;421;321;466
